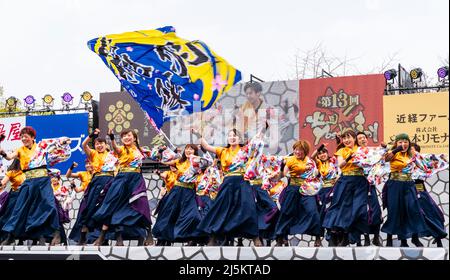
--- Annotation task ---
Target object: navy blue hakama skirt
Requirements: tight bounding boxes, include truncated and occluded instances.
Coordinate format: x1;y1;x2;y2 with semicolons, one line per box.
322;175;370;244
2;176;60;240
381;179;429;240
91;172;151;240
197;176;259;239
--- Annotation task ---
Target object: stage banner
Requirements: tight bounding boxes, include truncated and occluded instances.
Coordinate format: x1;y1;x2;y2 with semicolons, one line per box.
26;113;89;171
299;74;385;152
99;91;170;148
0;116;26;176
383;92;449;154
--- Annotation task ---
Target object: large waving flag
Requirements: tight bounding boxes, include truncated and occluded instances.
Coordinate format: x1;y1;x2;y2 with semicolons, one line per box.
88;26;241;129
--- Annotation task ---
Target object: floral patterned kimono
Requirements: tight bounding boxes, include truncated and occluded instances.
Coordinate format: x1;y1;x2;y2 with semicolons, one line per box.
2;137;71;241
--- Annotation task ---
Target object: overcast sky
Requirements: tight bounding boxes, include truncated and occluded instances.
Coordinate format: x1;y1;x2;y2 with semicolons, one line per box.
0;0;448;103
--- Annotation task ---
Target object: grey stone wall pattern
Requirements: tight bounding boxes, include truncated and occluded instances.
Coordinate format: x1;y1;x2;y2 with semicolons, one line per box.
1;246;448;260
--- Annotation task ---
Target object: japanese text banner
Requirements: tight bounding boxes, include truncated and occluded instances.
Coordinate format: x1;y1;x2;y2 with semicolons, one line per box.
383;92;449;154
0;116;26;176
299;74;385;152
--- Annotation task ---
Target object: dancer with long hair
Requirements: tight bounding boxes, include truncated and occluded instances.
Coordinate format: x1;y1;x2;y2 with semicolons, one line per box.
322;129;370;246
197;129;262;246
92;129;153;246
69;129;117;245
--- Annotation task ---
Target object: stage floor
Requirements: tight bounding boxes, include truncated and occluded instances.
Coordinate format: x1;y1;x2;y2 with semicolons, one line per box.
0;246;448;260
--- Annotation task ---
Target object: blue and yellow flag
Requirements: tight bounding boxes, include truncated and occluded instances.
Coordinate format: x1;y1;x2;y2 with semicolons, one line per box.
88;26;241;129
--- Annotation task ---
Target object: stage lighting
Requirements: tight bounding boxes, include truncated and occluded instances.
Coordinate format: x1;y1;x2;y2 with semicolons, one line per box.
24;95;36;110
61;92;74;109
437;66;449;79
62;92;74;103
6;97;18;111
410;68;423;81
384;69;397;84
81;91;93;103
43;94;54;108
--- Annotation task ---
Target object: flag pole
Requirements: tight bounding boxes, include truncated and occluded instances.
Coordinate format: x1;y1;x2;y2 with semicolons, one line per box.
158;128;176;150
146;114;177;150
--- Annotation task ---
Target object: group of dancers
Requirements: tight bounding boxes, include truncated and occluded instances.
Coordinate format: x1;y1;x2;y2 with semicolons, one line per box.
0;124;447;247
0;127;153;246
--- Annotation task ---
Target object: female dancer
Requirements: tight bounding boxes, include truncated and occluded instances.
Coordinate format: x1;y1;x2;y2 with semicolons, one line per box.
274;140;321;246
49;170;71;245
69;129;117;245
322;129;370;246
0;159;25;243
356;132;383;246
197;129;262;246
0;126;71;246
152;144;210;245
244;130;283;247
196;158;221;220
381;133;429;247
65;161;93;193
92;129;153;246
310;143;339;246
153;165;178;246
410;143;447;247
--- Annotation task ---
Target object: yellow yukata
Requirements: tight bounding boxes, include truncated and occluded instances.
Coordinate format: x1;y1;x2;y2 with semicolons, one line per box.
16;139;71;171
117;146;144;168
174;159;191;178
6;170;25;192
17;143;37;170
161;170;178;193
78;171;93;192
317;160;331;178
335;145;361;173
284;155;310;178
215;146;241;172
89;150;110;173
390;152;411;173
